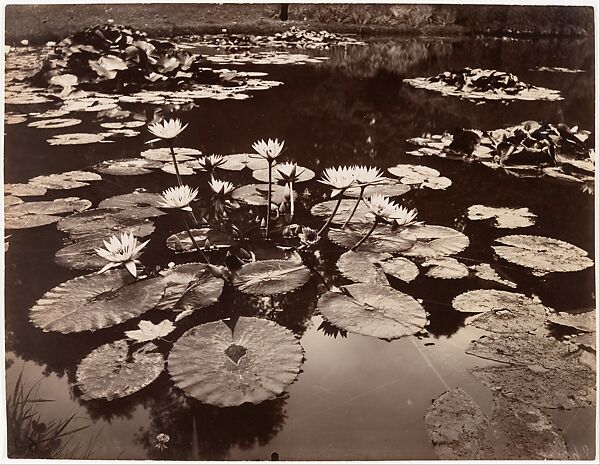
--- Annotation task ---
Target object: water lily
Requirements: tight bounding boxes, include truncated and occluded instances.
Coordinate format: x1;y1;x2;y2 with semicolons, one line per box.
252;138;285;161
198;154;225;172
318;166;356;197
277;162;301;219
209;177;234;196
147;118;188;141
95;232;149;277
155;433;170;451
341;166;386;228
298;226;320;246
158;185;198;212
364;194;420;227
125;320;175;343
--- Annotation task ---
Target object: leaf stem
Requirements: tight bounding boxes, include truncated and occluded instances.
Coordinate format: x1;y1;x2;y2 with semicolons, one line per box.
169;143;183;187
288;180;294;219
266;161;273;237
351;218;378;251
342;186;365;229
318;194;344;237
183;216;210;264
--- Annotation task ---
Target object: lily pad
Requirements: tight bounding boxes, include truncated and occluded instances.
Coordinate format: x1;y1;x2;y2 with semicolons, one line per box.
310;199;372;225
6;197;91;216
4;195;23;207
140;147;200;162
28;118;82;129
344;180;411;198
155;263;223;311
467;205;537;228
379;257;420;282
424;387;488;460
98;192;165;219
168;317;303;406
401;225;470;258
233;260;311;296
125;320;175;343
29;270;165;333
218;153;254;171
328;224;417;253
252;166;315;183
166;228;235;253
336;251;389;285
231;184;295;206
47;132;107;145
493;235;593;275
423;257;469;279
317;283;427;339
546;311;595;332
94;158;163;176
54;237;112;270
4;212;62;230
29;171;102;190
57;208;156;241
469;263;517;288
388;164;452;190
4;183;47;197
76;340;164;401
453;289;547;334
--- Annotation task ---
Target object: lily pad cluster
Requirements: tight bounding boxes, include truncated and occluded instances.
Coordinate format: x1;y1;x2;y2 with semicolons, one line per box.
407;121;594;188
404;67;562;101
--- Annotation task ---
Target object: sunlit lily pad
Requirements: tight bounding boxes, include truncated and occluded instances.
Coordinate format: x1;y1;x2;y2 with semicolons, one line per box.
76;340;164;401
336;251;389;285
467;205;536;228
4;195;23;207
141;147;200;162
166;228;235;253
30;170;101;190
453;289;547;334
469;263;517;288
233;260;311;296
125;320;175;343
6;197;91;216
252;166;315;183
47;132;107;145
98;192;165;219
4;212;62;230
317;283;427;339
30;270;165;333
493;235;593;275
546;310;595;332
168;317;303;406
423;257;469;279
328;224;417;253
345;179;411;198
218;153;254;171
57;208;156;241
155;263;224;311
379;257;420;282
4;183;47;197
424;388;488;460
54;237;112;270
388;164;452;190
231;183;295;206
401;225;470;258
94;158;163;176
5;114;28;125
161;161;196;176
310;199;372;225
28;118;82;129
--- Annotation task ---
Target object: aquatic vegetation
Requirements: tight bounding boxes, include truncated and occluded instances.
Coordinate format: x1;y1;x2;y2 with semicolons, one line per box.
158;185;198;212
467;205;536;229
95;232;149;276
125;320;176;343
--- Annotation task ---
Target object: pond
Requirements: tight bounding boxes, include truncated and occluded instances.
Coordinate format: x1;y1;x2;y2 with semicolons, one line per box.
4;34;596;460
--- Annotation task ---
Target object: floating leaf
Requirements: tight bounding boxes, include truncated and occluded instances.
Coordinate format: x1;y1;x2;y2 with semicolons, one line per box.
161;161;196;176
453;289;547;334
94;158;163;176
388;164;440;179
469;263;517;288
166;228;234;253
344;180;411;198
29;171;101;190
546;311;595;332
98;191;165;219
6;197;91;216
379;257;420;282
233;260;311;296
30;270;165;333
155;263;224;311
317;283;427;339
54;237;111;270
336;251;388;285
467;205;536;228
4;195;23;207
423;257;469;279
141;147;200;162
125;320;175;343
4;183;47;197
47;132;107;145
310;199;372;225
252;166;315;183
4;212;61;230
424;388;488;460
218;153;254;171
231;183;295;206
328;224;417;253
76;340;164;401
5;114;28;125
570;333;596;351
401;225;469;258
57;208;155;241
493;235;593;275
168;317;303;406
28;118;82;129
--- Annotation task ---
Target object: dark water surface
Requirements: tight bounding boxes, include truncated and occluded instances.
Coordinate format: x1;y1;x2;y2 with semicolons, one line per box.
4;36;596;460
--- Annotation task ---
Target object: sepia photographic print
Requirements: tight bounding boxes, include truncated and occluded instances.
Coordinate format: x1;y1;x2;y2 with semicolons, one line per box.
2;1;597;461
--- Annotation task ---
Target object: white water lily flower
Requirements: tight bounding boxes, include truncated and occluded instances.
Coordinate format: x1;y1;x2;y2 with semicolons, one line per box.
197;154;225;171
318;166;356;196
363;194;420;227
276;162;302;182
158;185;198;212
125;320;175;343
147;118;188;142
95;232;149;277
252;138;285;161
298;226;320;246
352;165;386;185
155;433;170;451
209;177;234;196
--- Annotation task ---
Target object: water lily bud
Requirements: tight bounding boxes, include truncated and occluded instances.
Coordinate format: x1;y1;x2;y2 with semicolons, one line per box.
20;39;29;46
260;218;267;229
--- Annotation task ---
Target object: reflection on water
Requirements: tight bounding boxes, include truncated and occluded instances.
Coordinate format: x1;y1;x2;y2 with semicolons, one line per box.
4;35;595;460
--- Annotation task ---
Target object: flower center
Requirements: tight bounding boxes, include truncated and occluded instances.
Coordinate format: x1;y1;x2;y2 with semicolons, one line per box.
225;344;247;364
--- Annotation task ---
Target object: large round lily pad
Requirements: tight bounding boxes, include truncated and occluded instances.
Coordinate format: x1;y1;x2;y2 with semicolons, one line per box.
98;192;165;219
233;260;311;296
54;237;110;270
344;179;411;198
4;183;47;197
6;197;91;216
140;147;200;162
328;224;417;253
317;283;427;339
47;132;107;145
76;340;164;401
57;208;155;240
423;257;469;279
155;263;224;311
467;205;536;229
401;225;470;258
4;212;62;230
29;270;165;333
168;317;303;406
94;158;163;176
310;199;372;225
29;171;101;190
231;184;294;206
493;235;593;275
28;118;82;129
336;251;388;285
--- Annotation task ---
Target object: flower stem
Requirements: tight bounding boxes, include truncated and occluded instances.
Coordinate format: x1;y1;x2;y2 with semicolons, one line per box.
317;194;343;237
266;161;273;237
351;219;378;251
183;216;210;264
169;144;183;187
288;181;294;219
342;186;365;229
